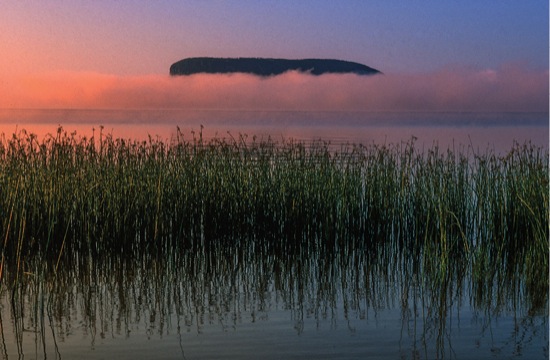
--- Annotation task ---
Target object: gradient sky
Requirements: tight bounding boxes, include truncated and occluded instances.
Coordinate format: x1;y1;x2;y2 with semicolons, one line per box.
0;1;548;112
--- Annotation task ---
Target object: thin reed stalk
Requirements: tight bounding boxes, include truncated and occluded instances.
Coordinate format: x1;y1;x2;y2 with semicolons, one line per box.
0;127;546;304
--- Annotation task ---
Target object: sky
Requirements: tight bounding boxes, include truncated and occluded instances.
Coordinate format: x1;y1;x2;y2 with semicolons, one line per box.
0;1;548;112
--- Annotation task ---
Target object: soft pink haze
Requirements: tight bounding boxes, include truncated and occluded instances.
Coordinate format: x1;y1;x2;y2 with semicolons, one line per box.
1;64;547;114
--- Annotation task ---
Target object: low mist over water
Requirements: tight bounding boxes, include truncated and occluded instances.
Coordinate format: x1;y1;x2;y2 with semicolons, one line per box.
1;66;547;112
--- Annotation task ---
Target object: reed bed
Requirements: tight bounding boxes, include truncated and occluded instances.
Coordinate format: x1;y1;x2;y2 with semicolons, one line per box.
0;127;547;301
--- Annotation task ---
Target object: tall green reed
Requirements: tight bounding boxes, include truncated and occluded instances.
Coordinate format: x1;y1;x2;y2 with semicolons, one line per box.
0;127;546;304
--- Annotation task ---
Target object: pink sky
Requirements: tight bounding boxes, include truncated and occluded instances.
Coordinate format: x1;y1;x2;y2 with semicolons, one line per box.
1;63;547;113
0;2;547;118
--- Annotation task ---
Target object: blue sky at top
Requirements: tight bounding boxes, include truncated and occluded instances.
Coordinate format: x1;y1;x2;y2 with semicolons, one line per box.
0;0;547;76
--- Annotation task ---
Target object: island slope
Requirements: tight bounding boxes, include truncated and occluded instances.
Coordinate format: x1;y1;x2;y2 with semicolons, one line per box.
169;57;381;77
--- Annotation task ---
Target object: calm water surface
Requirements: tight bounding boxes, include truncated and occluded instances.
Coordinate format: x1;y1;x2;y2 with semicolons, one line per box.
2;238;547;359
0;109;547;152
0;109;547;359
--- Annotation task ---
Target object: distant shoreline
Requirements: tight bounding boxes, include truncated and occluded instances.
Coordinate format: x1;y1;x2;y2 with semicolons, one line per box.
169;57;381;77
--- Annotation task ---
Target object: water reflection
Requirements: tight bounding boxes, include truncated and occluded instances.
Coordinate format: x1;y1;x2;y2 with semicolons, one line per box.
0;109;548;154
1;231;547;359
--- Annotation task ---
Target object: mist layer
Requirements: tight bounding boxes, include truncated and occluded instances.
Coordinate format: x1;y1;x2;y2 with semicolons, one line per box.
1;63;547;113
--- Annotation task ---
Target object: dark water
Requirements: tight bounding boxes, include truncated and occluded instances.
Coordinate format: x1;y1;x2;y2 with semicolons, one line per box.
0;109;548;359
2;236;548;359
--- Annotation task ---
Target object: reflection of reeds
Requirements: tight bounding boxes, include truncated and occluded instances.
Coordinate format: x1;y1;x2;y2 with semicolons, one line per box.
0;127;547;357
1;228;546;358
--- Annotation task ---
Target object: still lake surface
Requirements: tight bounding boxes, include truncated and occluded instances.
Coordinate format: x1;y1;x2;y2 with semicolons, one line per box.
0;109;548;359
0;109;548;152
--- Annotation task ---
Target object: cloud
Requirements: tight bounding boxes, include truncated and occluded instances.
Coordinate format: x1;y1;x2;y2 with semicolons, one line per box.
0;63;547;113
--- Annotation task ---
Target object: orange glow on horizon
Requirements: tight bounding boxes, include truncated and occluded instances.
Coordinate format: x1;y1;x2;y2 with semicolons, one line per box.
0;64;547;113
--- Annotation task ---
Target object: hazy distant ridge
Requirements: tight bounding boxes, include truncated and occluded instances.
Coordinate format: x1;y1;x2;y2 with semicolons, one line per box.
170;57;381;77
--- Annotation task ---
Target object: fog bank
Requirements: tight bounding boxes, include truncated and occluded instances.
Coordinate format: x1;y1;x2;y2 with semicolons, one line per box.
1;63;547;113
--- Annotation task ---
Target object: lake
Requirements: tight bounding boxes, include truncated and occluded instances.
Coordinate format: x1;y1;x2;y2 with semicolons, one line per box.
0;109;548;152
0;109;547;359
3;240;548;359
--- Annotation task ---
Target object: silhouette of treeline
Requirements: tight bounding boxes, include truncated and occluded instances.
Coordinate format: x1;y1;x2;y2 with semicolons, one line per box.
170;57;381;77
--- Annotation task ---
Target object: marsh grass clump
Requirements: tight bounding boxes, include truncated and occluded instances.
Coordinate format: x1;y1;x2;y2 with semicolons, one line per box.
0;127;547;306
